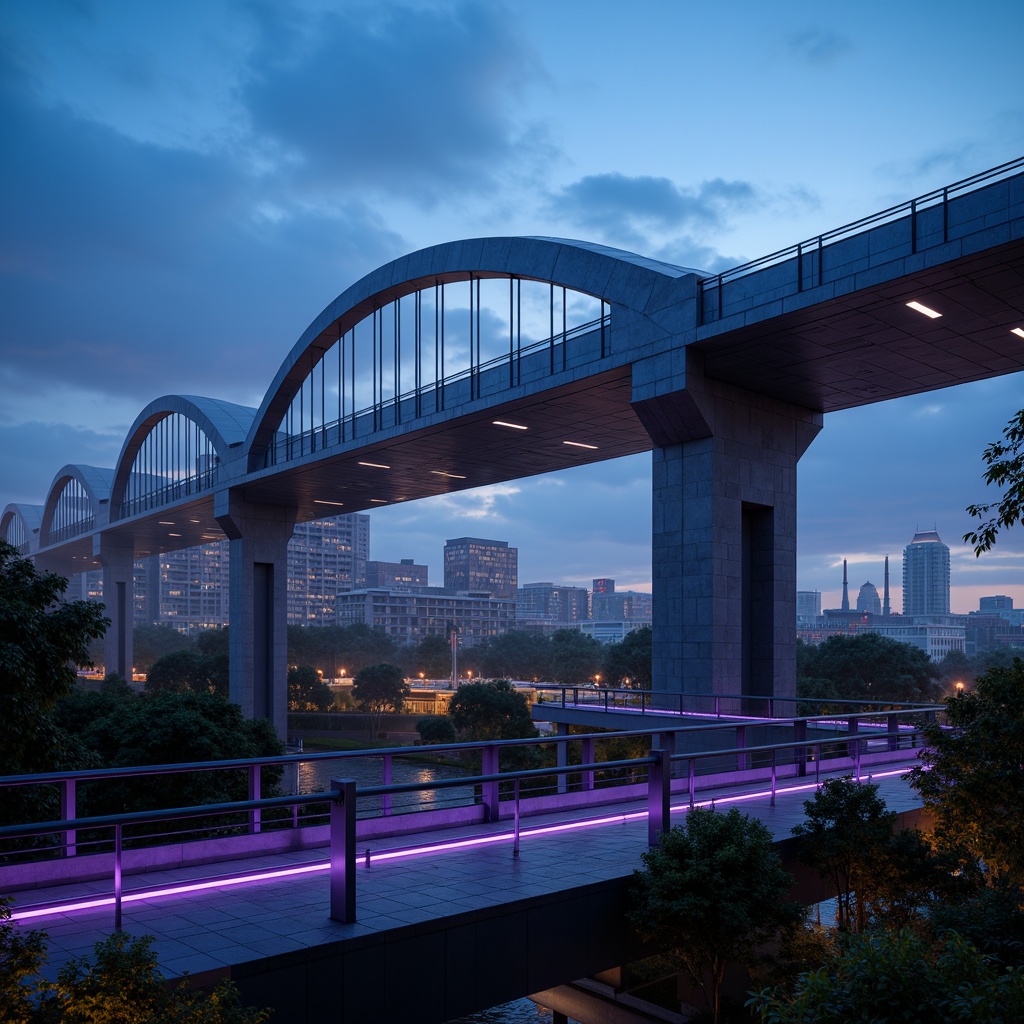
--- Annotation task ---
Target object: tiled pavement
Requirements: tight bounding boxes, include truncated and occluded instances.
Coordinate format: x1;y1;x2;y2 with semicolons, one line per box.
7;766;923;982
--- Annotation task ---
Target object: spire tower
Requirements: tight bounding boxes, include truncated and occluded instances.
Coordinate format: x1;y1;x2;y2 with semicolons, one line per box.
841;558;850;612
883;555;891;616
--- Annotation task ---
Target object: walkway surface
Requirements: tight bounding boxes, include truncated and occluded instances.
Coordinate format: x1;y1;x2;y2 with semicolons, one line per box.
9;765;922;983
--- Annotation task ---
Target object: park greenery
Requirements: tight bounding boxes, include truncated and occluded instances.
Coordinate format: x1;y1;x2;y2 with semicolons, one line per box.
964;405;1024;554
351;662;409;737
1;899;270;1024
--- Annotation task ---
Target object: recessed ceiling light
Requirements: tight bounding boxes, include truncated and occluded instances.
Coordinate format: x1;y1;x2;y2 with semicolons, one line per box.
358;461;390;469
906;301;941;319
370;499;388;503
493;420;528;430
189;519;200;524
168;533;182;537
159;521;175;525
431;470;467;479
563;440;599;450
1011;327;1024;339
314;499;345;506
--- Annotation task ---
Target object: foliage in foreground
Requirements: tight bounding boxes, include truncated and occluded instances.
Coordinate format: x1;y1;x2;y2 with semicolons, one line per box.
964;405;1024;554
750;928;1024;1024
1;899;270;1023
629;807;803;1024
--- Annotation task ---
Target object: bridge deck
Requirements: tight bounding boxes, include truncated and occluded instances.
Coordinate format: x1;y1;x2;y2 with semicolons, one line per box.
11;765;923;991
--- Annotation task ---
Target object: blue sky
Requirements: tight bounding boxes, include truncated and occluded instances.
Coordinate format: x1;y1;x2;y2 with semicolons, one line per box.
2;0;1022;613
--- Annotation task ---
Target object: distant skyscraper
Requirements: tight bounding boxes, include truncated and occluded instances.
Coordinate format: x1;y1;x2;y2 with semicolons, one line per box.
796;590;821;622
592;578;614;595
856;581;881;615
902;529;951;616
365;558;428;590
443;537;518;599
287;514;370;625
517;582;590;625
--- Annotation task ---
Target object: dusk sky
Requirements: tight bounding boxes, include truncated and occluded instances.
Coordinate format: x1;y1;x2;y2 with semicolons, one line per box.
2;0;1022;614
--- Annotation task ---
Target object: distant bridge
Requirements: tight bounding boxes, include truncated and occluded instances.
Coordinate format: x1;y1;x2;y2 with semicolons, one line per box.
4;159;1023;735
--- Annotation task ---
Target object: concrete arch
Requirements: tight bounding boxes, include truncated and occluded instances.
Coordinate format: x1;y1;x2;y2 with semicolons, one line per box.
40;466;114;546
246;236;706;469
2;503;43;555
110;395;257;520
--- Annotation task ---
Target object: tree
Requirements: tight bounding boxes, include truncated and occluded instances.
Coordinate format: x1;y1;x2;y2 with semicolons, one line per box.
288;664;333;711
910;657;1024;883
791;777;899;933
447;679;537;741
352;662;409;737
410;633;454;680
549;628;603;685
796;632;940;705
603;624;652;688
0;543;108;783
0;899;270;1023
132;623;190;672
751;928;1024;1024
145;647;228;698
965;406;1024;554
415;715;457;744
629;807;804;1024
476;630;552;681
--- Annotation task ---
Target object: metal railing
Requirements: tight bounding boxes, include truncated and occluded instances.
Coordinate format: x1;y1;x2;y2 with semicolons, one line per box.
698;156;1024;323
0;709;934;927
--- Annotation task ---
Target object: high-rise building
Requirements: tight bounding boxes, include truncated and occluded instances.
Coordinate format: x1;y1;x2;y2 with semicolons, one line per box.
902;529;950;616
796;590;821;623
856;581;881;615
516;582;590;626
287;515;370;625
591;584;652;622
592;578;614;595
443;537;518;599
365;558;428;590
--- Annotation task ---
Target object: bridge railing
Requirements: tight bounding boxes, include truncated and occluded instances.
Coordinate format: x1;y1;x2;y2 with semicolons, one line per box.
698;155;1024;323
262;313;610;467
1;714;932;928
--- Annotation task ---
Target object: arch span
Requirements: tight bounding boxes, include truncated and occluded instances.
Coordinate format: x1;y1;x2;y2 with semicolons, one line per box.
40;466;113;547
2;503;43;555
111;396;257;522
247;236;705;470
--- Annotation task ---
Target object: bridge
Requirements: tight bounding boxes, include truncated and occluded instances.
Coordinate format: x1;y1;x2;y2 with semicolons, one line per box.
2;706;936;1023
3;159;1023;736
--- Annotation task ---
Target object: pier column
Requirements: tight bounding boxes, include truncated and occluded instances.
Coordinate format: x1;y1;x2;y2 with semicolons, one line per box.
634;360;821;709
93;533;135;681
215;491;296;738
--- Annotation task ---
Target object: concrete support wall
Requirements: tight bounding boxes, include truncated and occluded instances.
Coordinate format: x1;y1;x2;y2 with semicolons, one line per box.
636;357;821;706
94;533;135;680
215;491;296;738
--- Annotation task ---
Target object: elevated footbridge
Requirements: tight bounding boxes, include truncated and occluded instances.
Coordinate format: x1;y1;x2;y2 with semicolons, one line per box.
4;159;1023;735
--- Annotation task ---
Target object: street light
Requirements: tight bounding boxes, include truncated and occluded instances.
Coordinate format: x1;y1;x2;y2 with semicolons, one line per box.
955;680;965;693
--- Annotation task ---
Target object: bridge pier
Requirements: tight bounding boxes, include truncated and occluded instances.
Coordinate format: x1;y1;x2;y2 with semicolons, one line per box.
93;533;135;681
215;492;296;738
635;362;821;709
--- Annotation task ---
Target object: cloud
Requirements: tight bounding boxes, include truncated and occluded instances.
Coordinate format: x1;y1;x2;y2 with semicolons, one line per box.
548;173;758;249
787;28;852;66
418;483;523;521
239;1;549;203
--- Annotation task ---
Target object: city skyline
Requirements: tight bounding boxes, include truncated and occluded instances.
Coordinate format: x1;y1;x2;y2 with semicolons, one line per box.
2;2;1022;615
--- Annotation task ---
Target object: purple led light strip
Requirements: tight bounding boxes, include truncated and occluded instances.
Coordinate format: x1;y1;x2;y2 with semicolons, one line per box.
11;766;912;923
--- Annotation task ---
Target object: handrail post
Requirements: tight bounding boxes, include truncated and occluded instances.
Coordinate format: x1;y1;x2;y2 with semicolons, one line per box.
846;718;860;764
513;779;521;859
381;754;392;816
248;764;262;834
688;757;696;810
556;725;569;795
793;719;808;778
330;778;357;923
481;744;500;822
770;749;777;807
647;749;669;847
581;737;595;792
887;714;899;752
61;778;77;858
114;823;123;932
735;725;748;772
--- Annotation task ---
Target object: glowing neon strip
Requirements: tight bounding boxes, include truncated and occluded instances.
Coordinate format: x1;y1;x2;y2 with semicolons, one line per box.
11;766;913;922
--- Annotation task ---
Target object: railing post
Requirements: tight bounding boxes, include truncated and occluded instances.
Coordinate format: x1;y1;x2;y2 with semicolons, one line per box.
735;725;748;771
381;754;392;816
715;695;721;718
513;779;521;860
887;714;899;752
581;737;595;792
330;778;357;923
647;749;669;847
114;823;123;932
846;718;860;764
793;719;808;777
481;744;500;822
61;778;76;858
770;749;777;807
688;758;696;810
248;764;262;834
556;724;569;795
